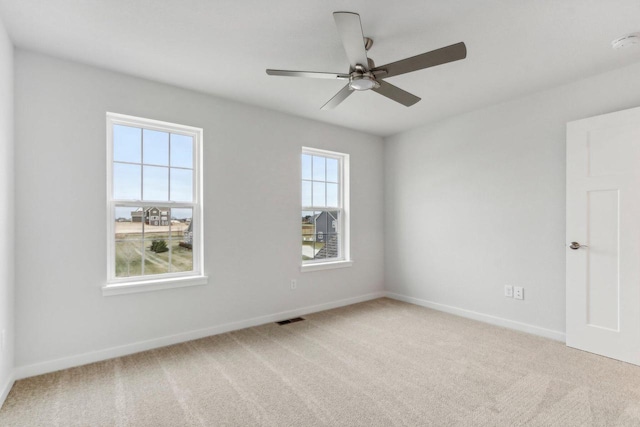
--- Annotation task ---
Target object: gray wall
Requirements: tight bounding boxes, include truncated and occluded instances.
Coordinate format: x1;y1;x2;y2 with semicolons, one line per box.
0;15;14;401
384;60;640;335
14;50;384;369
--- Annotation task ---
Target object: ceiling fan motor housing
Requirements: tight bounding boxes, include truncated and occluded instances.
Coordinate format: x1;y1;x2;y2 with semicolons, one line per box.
349;65;379;91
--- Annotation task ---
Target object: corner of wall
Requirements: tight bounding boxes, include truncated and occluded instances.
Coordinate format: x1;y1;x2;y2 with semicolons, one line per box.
0;12;16;409
0;372;15;409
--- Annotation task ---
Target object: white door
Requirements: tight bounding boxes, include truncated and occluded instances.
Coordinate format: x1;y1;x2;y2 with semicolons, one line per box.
566;106;640;365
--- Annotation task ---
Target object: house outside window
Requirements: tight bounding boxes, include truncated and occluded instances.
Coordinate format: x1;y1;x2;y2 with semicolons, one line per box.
105;113;206;295
301;147;351;271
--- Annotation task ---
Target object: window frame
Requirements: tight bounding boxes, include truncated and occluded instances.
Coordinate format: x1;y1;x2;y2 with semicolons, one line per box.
104;112;206;295
301;147;352;272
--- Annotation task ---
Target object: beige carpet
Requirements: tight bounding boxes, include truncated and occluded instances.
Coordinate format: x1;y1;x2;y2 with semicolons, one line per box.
2;298;640;426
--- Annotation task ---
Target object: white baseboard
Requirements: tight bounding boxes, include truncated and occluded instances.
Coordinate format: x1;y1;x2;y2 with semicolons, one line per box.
385;292;566;342
15;292;385;380
0;371;15;410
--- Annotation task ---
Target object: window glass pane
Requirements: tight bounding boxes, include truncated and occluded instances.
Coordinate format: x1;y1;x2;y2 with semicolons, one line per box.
113;163;141;200
143;206;172;231
143;129;169;166
314;240;326;259
115;240;143;277
144;239;170;275
171;208;193;272
115;207;142;240
312;182;325;207
143;166;168;201
170;134;193;168
315;210;328;233
324;232;339;259
114;125;141;163
328;210;339;231
326;183;338;207
302;181;312;206
170;168;193;202
171;243;193;273
315;210;339;260
301;154;312;180
171;207;193;223
326;158;339;183
115;206;134;221
312;156;325;181
313;210;324;260
143;206;172;276
301;210;314;261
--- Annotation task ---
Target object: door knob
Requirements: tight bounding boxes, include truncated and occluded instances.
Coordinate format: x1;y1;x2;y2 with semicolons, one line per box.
569;242;588;250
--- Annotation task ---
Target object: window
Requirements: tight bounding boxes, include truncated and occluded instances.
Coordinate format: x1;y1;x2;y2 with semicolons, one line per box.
105;113;205;295
301;147;351;271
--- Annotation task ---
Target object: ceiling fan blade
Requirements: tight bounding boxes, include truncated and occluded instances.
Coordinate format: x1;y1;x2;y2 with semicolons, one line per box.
333;12;369;69
321;84;354;110
266;69;350;80
372;42;466;79
372;80;421;106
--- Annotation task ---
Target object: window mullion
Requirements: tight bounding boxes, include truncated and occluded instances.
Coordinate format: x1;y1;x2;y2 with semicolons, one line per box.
168;132;172;203
113;201;195;208
140;129;144;201
168;220;172;273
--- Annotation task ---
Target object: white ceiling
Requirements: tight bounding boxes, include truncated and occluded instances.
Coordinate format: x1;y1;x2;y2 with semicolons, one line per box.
1;0;640;136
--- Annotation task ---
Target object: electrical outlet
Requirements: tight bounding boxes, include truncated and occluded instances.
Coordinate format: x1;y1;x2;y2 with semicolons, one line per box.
514;286;524;300
290;279;297;290
504;285;513;298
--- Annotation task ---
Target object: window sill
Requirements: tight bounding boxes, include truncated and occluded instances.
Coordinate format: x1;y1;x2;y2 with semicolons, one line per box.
301;260;353;273
102;275;208;296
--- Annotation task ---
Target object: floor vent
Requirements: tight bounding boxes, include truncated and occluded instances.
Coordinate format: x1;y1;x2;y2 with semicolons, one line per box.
276;317;305;325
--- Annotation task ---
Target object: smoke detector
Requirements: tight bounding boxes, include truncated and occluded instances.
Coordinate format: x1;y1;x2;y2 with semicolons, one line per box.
612;32;640;49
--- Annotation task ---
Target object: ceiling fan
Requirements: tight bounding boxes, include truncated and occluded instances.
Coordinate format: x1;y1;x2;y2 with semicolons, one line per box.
266;12;467;110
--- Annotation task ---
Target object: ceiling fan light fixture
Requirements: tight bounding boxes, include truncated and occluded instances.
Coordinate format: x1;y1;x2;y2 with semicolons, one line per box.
349;75;376;91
